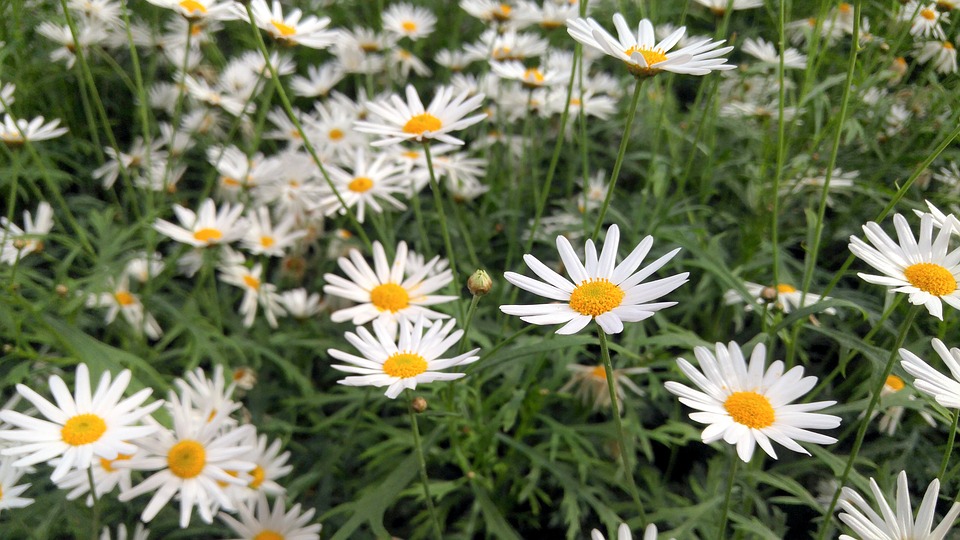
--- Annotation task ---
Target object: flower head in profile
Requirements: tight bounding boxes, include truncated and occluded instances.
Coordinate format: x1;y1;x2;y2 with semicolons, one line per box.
245;0;336;49
900;337;960;409
500;224;689;335
220;493;321;540
0;201;53;265
0;114;68;146
327;316;480;399
848;213;960;320
0;456;33;515
838;471;960;540
664;341;840;462
566;14;735;78
560;364;648;411
0;364;161;482
590;523;672;540
355;84;487;146
153;198;247;248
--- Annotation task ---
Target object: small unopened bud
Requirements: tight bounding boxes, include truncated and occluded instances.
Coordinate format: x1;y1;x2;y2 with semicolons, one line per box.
466;471;476;479
232;366;257;390
760;286;778;302
11;239;27;250
411;396;427;413
55;284;69;297
467;269;493;296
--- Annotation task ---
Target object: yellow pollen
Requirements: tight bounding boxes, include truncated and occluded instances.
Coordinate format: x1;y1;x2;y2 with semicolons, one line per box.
402;113;442;135
61;414;107;446
402;20;417;32
114;291;136;306
402;150;421;159
590;365;607;380
904;262;956;296
921;8;937;19
724;391;775;429
568;279;625;317
260;236;275;248
493;3;512;20
369;283;410;312
885;375;905;392
179;0;206;14
492;46;512;60
271;20;296;37
249;465;266;489
328;128;344;141
945;41;956;50
254;531;284;540
776;283;797;294
382;352;428;378
523;68;545;84
349;177;374;193
839;3;851;14
193;228;223;243
624;46;668;67
0;486;4;499
167;440;206;479
222;176;241;187
99;453;133;473
570;98;581;106
243;275;261;290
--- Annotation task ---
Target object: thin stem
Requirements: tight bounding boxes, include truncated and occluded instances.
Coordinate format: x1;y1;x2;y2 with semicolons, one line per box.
940;408;960;481
407;392;443;540
718;452;739;540
87;466;100;540
458;294;482;355
597;327;646;521
422;142;464;322
770;0;789;291
817;307;919;540
592;78;644;239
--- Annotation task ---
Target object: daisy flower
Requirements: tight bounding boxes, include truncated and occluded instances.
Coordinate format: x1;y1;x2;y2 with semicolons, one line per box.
175;365;241;425
0;201;53;265
490;60;566;88
322;240;457;328
559;364;648;411
85;275;164;339
693;0;764;15
315;148;407;223
838;471;960;540
99;523;149;540
848;213;960;320
55;447;135;504
664;341;841;462
382;2;436;41
355;84;487;146
723;281;836;315
900;1;949;40
153;198;247;248
900;337;960;408
220;493;321;540
590;523;671;540
144;0;237;21
0;364;161;482
219;260;286;328
279;288;324;319
291;62;344;98
0;456;33;514
500;224;689;335
566;14;735;78
0;114;68;146
245;0;336;49
117;393;255;528
327;316;480;399
916;40;958;74
240;207;306;257
741;37;807;69
869;374;935;436
460;0;516;24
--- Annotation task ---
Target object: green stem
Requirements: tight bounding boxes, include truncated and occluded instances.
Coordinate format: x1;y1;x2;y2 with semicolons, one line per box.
422;142;465;322
597;327;646;521
816;307;919;540
407;392;443;540
770;0;789;292
718;452;739;540
458;294;481;355
939;408;960;481
592;78;644;239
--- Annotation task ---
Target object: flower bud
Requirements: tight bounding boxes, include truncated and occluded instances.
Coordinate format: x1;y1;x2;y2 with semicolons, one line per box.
467;269;493;296
411;396;427;413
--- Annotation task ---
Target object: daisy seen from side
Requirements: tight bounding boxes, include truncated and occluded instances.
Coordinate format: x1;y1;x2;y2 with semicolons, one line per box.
838;471;960;540
154;198;247;248
220;493;320;540
0;456;33;514
244;0;336;49
900;337;960;408
354;84;487;146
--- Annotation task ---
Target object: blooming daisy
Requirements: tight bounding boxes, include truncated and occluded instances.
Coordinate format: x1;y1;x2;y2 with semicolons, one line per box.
99;523;149;540
219;259;286;328
220;493;321;540
0;456;33;514
355;84;487;146
741;37;807;69
722;281;836;315
291;62;345;98
490;59;566;88
153;198;247;248
0;364;161;482
240;207;306;257
382;2;436;41
900;1;949;40
664;341;841;462
327;316;480;399
566;14;735;78
0;114;68;146
175;365;241;425
868;374;935;436
279;288;324;319
55;447;135;504
838;471;960;540
322;240;457;327
117;392;255;527
244;0;336;49
0;201;53;265
693;0;764;15
900;337;960;409
590;523;671;540
916;39;958;74
144;0;238;21
85;275;164;339
315;148;407;223
559;364;648;410
848;213;960;320
500;224;689;335
460;0;516;24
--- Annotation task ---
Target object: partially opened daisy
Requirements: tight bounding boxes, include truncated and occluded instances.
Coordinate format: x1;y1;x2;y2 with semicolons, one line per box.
838;471;960;540
566;14;735;78
323;240;457;328
664;341;841;462
354;84;487;146
0;364;161;482
327;316;480;399
500;224;689;335
848;213;960;320
900;337;960;408
220;493;321;540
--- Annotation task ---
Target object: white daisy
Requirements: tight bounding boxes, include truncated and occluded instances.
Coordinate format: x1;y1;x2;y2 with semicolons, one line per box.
490;59;566;88
382;2;436;41
315;149;407;223
0;364;161;482
566;14;735;78
500;224;689;335
838;471;960;540
460;0;516;24
900;337;960;409
0;114;68;146
153;198;247;248
692;0;764;15
741;37;807;69
144;0;238;21
279;288;324;319
322;240;457;328
590;523;671;540
559;364;648;411
99;523;149;540
0;456;33;514
664;341;841;462
291;62;344;98
900;2;949;40
916;40;958;74
175;365;241;425
55;447;136;505
85;275;164;340
722;281;836;315
355;84;487;146
240;207;306;257
245;0;336;49
219;260;286;328
848;213;960;320
0;201;53;265
220;493;321;540
327;316;480;399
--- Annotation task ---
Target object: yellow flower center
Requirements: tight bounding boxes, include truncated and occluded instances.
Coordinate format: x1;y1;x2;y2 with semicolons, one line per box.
99;453;133;473
493;3;512;21
839;3;852;14
167;440;206;479
402;20;417;32
568;279;625;317
403;113;442;135
254;532;284;540
249;464;266;489
402;150;420;159
193;227;223;243
570;98;581;106
724;391;775;429
523;68;545;85
945;41;956;50
369;283;410;312
61;414;107;446
243;275;261;290
328;128;344;141
349;177;374;193
260;235;275;248
222;176;241;187
885;375;905;392
114;291;136;306
904;262;956;296
492;46;512;60
271;20;296;37
776;283;797;294
590;365;607;380
624;46;668;66
382;352;428;378
921;8;937;19
217;469;238;488
179;0;206;14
